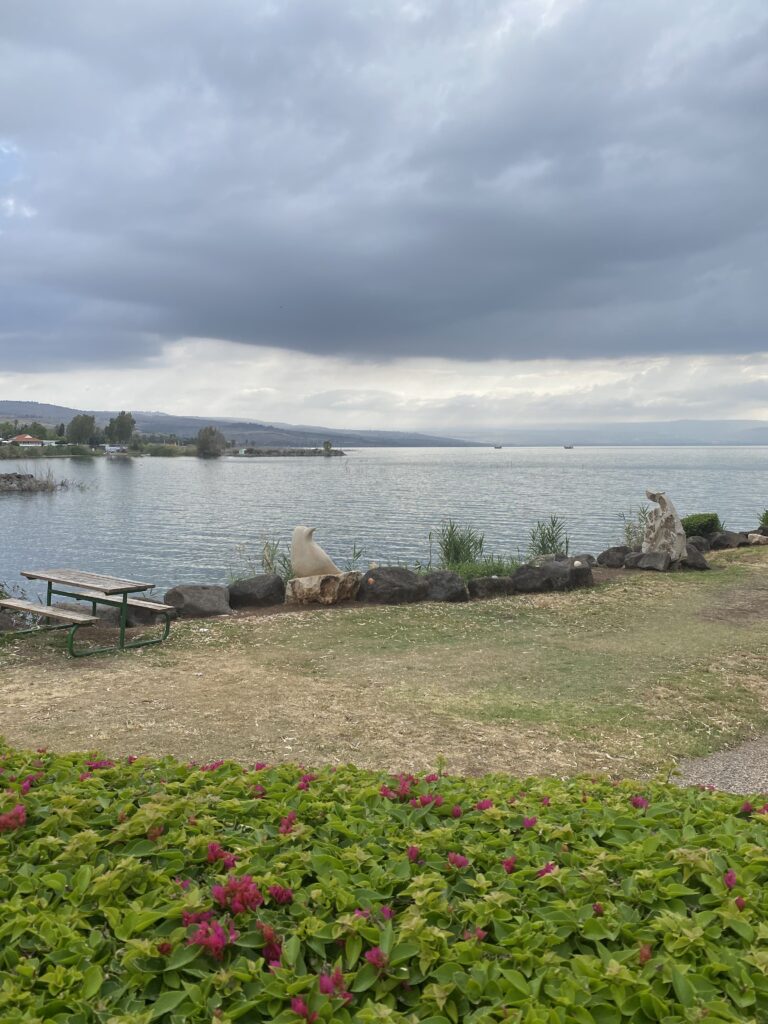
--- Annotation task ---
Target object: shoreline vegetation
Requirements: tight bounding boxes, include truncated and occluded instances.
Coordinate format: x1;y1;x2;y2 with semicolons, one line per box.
0;469;84;493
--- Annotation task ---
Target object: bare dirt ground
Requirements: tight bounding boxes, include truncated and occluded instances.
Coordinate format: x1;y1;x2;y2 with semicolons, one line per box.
2;549;768;784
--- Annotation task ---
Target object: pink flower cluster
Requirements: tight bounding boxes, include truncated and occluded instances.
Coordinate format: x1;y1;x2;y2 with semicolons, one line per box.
212;874;264;914
20;772;43;794
475;799;494;811
187;919;238;960
207;842;238;869
297;773;317;790
268;884;294;905
630;795;650;810
85;759;115;770
379;773;418;801
257;921;283;965
319;966;352;1003
200;760;226;772
409;793;444;808
279;811;298;834
364;946;388;970
447;852;469;869
0;803;25;833
290;997;318;1022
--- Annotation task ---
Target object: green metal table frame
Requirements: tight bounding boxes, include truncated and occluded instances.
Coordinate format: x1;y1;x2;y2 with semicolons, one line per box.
44;582;172;657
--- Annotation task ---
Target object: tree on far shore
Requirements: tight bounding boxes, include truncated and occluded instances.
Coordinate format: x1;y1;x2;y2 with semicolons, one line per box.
66;414;95;445
105;411;136;445
196;426;227;458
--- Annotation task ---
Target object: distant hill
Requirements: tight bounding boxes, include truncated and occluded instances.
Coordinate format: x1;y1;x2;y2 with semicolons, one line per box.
0;400;478;447
4;401;768;446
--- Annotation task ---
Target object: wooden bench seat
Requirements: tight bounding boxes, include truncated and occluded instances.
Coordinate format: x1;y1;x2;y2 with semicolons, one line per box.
0;598;98;625
68;590;175;614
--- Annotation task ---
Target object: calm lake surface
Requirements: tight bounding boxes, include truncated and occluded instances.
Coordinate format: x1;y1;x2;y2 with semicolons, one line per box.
2;447;767;597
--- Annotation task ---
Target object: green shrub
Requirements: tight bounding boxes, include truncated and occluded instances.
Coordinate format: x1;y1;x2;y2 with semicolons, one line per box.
528;515;570;558
759;510;768;529
435;519;485;566
1;743;767;1022
681;513;723;538
442;555;520;580
617;504;651;548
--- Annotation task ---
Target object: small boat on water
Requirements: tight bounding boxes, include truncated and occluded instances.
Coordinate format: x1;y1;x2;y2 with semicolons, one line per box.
493;444;502;449
563;444;574;449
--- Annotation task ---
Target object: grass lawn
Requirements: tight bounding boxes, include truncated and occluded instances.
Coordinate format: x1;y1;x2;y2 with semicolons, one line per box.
2;548;768;777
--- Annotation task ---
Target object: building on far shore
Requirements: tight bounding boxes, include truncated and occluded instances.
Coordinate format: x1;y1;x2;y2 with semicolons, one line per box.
7;434;45;447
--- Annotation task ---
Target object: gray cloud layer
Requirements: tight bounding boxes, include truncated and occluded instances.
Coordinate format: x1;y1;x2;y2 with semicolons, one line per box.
1;0;767;371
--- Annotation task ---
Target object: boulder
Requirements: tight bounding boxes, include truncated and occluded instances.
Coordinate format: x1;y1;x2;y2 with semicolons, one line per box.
229;574;286;608
164;585;231;618
285;571;361;606
512;561;594;593
423;571;469;602
467;575;515;599
356;567;429;605
597;546;630;568
682;543;710;570
625;552;671;571
747;533;768;546
710;530;750;550
570;552;597;567
642;491;687;562
687;535;711;553
291;526;340;577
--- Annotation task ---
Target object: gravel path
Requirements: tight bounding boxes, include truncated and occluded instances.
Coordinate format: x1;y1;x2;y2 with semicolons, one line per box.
677;734;768;794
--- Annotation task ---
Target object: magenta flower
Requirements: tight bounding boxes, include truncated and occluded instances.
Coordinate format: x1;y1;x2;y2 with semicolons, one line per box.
724;869;737;890
739;801;754;814
407;845;420;862
364;946;388;970
200;760;225;772
182;910;214;926
78;772;93;781
156;942;173;956
319;966;351;1002
638;943;653;965
630;795;649;810
592;902;604;917
212;874;264;914
253;761;268;771
451;804;463;818
126;754;138;764
536;862;557;878
174;877;191;891
380;905;394;920
268;884;294;905
207;842;238;869
290;996;318;1022
522;816;537;829
252;784;266;799
85;759;115;770
425;773;439;783
354;908;371;919
475;799;494;811
0;804;26;833
541;796;551;806
502;856;517;874
735;896;746;911
279;811;298;834
462;927;487;941
187;919;238;960
447;852;469;869
20;772;43;795
298;773;317;790
380;785;397;800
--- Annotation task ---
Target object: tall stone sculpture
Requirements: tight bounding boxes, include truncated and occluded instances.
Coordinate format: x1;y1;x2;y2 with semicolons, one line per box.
291;525;341;578
642;491;687;562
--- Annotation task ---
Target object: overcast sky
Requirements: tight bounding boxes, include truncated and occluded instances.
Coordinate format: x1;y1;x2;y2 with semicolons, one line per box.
1;0;766;430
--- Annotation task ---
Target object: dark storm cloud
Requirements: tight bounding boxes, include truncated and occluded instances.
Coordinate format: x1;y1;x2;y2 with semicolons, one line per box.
1;0;766;370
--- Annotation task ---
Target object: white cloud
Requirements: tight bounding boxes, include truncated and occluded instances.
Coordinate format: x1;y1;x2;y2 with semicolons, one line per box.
2;338;767;433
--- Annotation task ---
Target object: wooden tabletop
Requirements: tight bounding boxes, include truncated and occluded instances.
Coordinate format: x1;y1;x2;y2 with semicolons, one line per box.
21;569;154;595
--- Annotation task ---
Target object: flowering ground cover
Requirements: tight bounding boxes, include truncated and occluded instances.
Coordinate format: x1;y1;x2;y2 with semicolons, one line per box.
2;744;767;1023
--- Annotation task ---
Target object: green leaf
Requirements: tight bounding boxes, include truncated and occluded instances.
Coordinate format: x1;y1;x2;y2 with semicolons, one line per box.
81;964;103;1000
166;945;201;970
351;963;379;992
150;990;191;1019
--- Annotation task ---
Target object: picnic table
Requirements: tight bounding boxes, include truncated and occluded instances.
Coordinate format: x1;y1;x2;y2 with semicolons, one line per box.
0;568;175;657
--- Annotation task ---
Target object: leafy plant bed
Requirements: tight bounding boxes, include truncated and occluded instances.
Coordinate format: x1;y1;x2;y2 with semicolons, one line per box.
2;746;767;1023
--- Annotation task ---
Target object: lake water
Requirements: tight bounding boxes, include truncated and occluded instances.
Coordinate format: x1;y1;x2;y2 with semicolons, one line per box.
1;447;767;597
